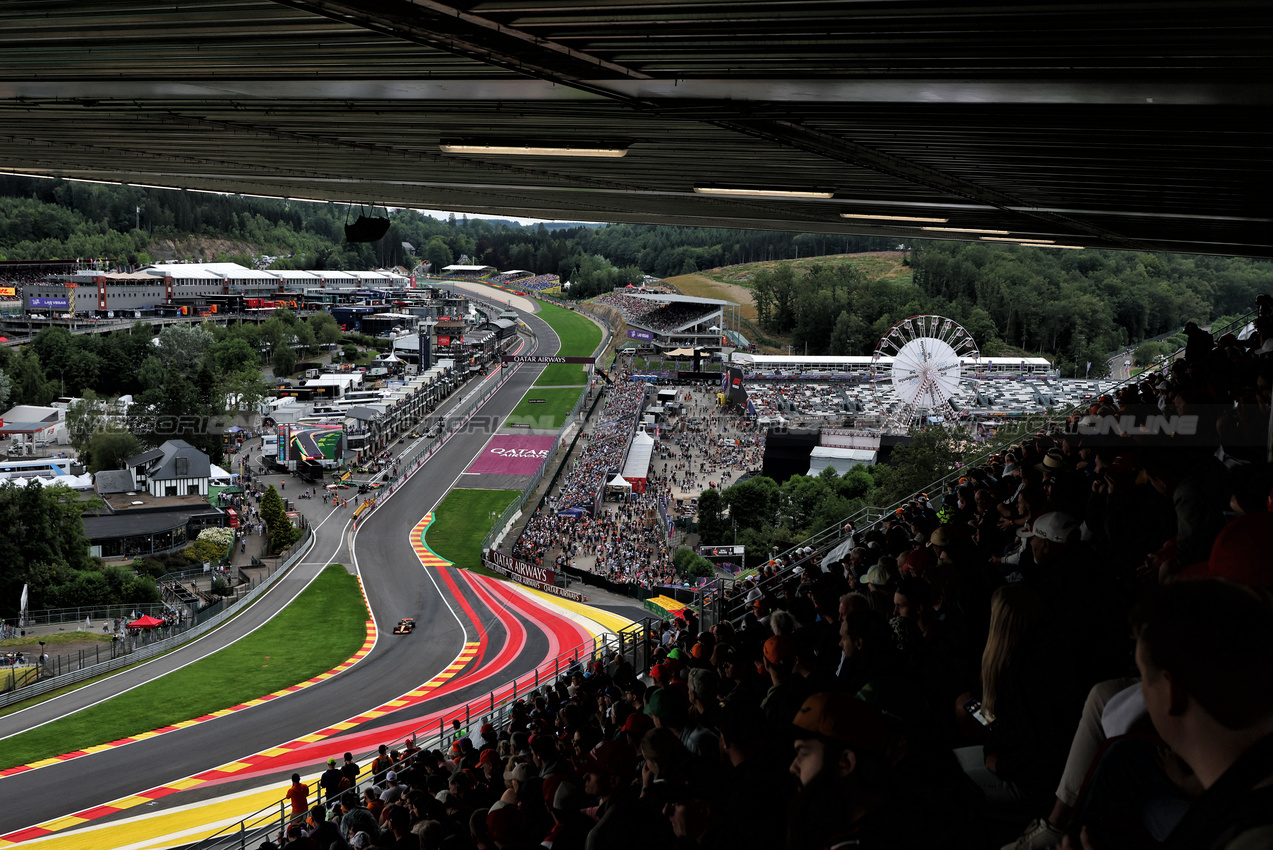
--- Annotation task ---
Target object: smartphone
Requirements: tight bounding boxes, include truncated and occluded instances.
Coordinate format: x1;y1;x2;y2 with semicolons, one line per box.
963;698;994;728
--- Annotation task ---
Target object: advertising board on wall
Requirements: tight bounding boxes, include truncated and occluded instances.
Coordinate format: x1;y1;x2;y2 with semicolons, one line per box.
484;550;586;601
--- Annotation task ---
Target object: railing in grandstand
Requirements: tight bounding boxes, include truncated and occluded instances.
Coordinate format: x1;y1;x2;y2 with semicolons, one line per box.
186;618;663;850
717;308;1261;626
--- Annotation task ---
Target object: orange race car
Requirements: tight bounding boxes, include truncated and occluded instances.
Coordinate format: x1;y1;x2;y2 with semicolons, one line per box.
392;618;416;635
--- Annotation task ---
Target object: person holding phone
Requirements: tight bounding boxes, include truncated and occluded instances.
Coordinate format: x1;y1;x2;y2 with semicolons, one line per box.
955;585;1079;818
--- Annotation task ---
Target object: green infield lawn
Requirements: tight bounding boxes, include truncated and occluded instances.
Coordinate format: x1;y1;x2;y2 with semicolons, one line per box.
533;301;601;387
425;489;519;574
0;564;367;770
506;387;586;431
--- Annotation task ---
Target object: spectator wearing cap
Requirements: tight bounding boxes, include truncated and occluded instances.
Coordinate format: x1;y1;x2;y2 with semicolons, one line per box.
380;804;415;850
1020;511;1127;690
650;679;715;760
477;747;504;790
856;564;896;619
542;777;592;850
788;692;918;848
319;757;343;805
620;710;654;750
656;759;732;849
760;634;815;728
339;789;381;844
370;744;394;782
380;769;405;805
582;740;669;850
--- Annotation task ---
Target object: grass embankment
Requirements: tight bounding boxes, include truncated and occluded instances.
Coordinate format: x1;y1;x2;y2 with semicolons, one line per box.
426;489;519;577
0;633;114;649
506;387;588;430
533;301;602;387
0;564;367;770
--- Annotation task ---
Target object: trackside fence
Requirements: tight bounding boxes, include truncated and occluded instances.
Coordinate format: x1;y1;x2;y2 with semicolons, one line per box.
0;528;314;708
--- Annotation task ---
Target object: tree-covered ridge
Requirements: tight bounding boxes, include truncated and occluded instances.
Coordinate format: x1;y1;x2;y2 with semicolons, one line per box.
0;175;890;275
745;243;1273;373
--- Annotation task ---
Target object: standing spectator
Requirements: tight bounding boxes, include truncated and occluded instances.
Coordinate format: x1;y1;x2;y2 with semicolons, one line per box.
285;773;309;821
340;752;360;789
319;757;343;805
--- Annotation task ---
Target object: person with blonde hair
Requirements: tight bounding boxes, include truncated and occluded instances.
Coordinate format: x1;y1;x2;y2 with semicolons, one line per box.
955;584;1079;825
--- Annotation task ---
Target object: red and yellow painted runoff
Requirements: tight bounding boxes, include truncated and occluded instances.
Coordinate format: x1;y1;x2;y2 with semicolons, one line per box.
0;573;477;848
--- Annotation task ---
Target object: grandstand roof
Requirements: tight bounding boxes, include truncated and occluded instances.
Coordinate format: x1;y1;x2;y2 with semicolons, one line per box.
624;293;734;307
0;3;1266;257
442;265;495;273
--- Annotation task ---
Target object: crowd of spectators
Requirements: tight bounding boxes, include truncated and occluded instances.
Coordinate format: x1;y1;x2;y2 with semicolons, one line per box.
493;274;560;292
266;300;1273;850
514;382;764;588
634;303;720;333
512;377;651;565
594;292;664;324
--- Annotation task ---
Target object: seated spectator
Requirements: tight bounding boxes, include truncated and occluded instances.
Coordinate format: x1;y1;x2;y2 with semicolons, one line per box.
787;692;922;848
1102;578;1273;850
955;585;1078;834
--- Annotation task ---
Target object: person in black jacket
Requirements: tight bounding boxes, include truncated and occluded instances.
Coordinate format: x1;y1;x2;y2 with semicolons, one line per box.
955;584;1078;815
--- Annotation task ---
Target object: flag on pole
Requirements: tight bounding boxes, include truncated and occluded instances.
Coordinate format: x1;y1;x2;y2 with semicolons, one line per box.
1086;361;1092;374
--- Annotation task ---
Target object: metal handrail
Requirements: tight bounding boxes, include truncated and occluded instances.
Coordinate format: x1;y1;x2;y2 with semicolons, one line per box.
185;621;657;850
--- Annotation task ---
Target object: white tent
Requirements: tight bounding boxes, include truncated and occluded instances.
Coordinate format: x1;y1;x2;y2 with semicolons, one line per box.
209;464;237;485
621;431;655;482
606;474;632;490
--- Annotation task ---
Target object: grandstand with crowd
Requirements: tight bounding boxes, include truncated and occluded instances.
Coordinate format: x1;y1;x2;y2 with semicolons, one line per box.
258;293;1273;850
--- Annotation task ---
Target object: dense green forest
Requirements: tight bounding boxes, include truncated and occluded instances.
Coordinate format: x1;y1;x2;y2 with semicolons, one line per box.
750;244;1273;373
4;176;1269;372
0;175;892;281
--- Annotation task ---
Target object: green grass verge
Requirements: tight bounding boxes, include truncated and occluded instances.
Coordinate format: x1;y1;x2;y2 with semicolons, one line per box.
533;300;602;387
426;489;519;573
0;564;366;770
506;387;586;431
0;632;114;649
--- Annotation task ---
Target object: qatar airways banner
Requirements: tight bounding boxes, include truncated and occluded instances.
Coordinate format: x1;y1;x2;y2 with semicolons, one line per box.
484;551;586;601
465;435;557;475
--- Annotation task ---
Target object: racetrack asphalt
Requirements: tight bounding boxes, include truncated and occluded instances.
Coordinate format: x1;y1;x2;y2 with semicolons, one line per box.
0;290;607;840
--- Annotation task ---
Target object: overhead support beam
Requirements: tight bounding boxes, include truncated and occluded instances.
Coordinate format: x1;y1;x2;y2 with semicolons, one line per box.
709;118;1149;251
268;0;653;103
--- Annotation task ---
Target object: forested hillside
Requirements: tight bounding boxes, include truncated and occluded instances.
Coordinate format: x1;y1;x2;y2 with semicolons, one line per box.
0;175;889;281
4;174;1270;372
743;243;1273;372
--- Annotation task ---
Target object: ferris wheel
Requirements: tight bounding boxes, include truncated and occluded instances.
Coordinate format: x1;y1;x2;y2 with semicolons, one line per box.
871;315;980;430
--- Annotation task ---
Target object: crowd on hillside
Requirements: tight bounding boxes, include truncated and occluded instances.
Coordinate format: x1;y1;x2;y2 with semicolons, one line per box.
594;292;664;323
513;380;766;587
512;378;651;565
495;274;560;292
